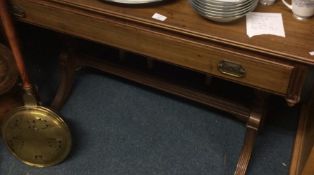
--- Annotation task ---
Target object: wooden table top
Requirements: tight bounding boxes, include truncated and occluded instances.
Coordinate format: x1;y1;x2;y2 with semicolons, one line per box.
46;0;314;65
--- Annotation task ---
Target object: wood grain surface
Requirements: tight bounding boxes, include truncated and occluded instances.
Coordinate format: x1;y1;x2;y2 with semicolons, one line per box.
43;0;314;65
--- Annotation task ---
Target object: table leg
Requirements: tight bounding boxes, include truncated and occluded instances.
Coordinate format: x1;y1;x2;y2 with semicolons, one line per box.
290;87;314;175
234;92;267;175
50;50;79;110
50;45;268;175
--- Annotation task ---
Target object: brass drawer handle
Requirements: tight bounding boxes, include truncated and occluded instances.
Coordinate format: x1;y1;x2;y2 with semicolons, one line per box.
12;6;26;18
218;60;246;78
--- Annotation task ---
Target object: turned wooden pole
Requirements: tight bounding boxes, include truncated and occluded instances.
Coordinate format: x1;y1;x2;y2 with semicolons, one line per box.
0;0;31;89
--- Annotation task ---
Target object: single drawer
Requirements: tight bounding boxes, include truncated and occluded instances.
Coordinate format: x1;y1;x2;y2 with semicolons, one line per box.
11;0;294;95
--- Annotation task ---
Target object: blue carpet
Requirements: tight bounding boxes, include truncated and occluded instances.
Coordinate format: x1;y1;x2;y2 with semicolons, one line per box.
0;72;297;175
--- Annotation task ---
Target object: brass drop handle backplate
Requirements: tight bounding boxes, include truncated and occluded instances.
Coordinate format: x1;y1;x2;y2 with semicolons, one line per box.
218;60;246;78
12;5;26;18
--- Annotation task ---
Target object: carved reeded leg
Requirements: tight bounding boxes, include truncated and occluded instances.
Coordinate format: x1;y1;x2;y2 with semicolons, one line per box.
234;126;258;175
234;92;267;175
50;51;79;110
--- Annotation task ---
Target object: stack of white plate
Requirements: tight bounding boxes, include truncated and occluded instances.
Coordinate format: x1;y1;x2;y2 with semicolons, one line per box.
190;0;259;22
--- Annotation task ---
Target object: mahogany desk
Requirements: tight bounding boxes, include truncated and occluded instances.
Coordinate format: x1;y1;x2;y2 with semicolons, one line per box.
8;0;314;174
